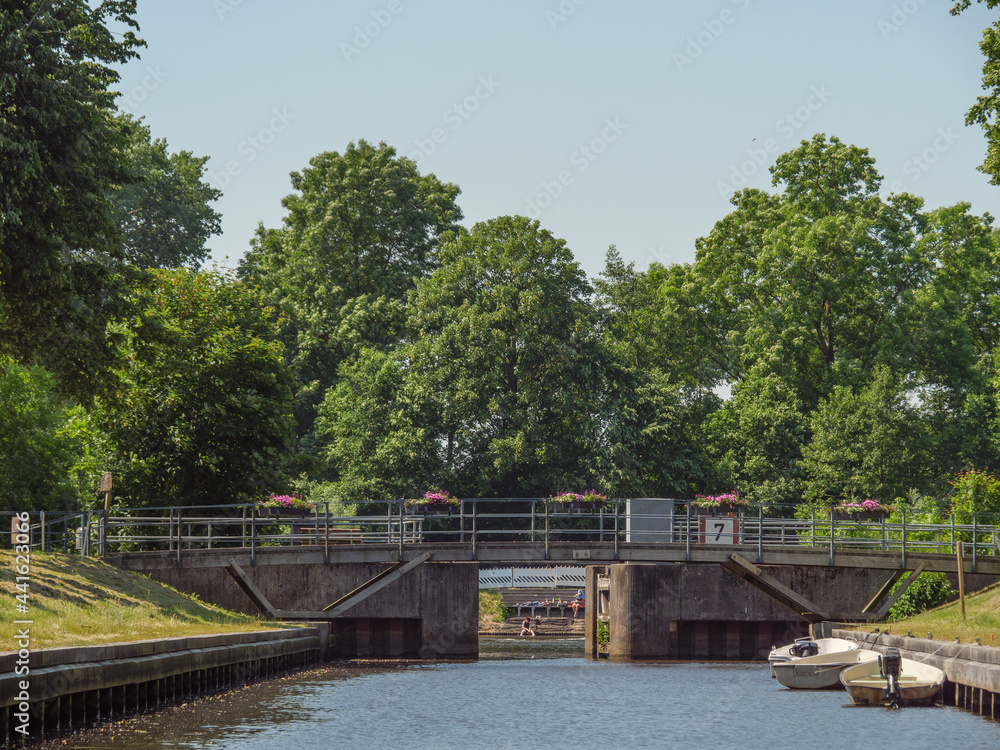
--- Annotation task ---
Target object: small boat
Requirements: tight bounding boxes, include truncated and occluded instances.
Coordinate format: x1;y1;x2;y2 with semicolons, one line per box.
768;637;859;677
772;649;880;690
839;648;945;707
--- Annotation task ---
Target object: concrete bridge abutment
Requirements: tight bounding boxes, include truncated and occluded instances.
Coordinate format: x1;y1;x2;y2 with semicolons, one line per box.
134;561;478;660
585;562;926;661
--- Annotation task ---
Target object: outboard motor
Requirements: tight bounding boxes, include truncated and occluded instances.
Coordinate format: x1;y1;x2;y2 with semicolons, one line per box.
789;640;819;658
879;648;903;707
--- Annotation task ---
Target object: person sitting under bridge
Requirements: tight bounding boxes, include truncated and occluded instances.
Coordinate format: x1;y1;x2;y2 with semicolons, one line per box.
520;616;536;637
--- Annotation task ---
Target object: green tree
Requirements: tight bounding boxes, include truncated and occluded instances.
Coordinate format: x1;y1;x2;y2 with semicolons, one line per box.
0;360;102;511
0;1;143;400
403;216;605;497
238;140;462;447
952;1;1000;184
694;135;929;407
315;347;438;503
802;367;926;504
112;116;222;269
707;371;808;505
97;269;296;507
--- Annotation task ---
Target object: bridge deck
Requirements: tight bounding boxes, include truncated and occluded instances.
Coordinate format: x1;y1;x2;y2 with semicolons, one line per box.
108;541;1000;577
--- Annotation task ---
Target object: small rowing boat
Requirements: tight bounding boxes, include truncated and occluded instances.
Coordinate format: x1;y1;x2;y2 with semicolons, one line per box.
772;648;880;690
839;648;945;707
768;637;859;677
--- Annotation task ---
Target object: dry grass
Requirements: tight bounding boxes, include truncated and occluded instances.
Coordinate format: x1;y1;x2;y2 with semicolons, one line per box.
0;550;290;650
843;580;1000;646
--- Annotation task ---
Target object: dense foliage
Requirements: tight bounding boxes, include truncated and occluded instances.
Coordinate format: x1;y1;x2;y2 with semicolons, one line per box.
5;2;1000;512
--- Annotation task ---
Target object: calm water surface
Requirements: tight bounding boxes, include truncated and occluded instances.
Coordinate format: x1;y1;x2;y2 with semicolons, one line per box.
37;638;1000;750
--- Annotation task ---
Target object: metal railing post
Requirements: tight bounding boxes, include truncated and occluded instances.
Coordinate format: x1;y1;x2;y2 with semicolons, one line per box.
828;507;834;566
176;507;182;568
40;511;46;553
685;501;691;562
614;499;619;561
398;500;404;559
901;508;907;569
324;502;330;564
100;509;107;558
757;504;763;563
471;500;478;561
250;505;257;565
973;512;978;574
811;507;815;549
531;501;536;543
544;501;550;560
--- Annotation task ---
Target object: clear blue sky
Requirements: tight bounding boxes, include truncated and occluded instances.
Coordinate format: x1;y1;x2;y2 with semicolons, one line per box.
115;0;1000;279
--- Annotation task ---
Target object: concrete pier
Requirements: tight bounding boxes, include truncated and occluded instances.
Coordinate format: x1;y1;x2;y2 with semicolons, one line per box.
585;563;907;660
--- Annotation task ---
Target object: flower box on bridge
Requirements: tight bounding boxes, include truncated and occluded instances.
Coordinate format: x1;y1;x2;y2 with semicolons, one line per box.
693;503;746;517
258;506;312;519
404;504;457;517
547;500;604;514
833;510;885;522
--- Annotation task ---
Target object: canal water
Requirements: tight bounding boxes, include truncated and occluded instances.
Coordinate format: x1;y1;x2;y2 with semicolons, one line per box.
35;638;1000;750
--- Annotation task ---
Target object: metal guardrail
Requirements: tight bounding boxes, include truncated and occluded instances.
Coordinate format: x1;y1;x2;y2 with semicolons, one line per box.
478;566;587;589
4;501;999;571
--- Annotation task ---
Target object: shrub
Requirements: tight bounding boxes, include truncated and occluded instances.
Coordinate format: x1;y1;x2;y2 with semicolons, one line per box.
888;572;955;621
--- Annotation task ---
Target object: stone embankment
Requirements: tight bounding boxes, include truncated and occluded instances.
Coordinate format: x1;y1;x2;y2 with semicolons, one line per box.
0;627;325;746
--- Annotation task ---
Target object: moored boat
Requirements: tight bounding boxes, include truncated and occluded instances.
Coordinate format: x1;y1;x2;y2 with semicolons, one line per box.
839;648;945;707
772;648;880;690
768;636;859;677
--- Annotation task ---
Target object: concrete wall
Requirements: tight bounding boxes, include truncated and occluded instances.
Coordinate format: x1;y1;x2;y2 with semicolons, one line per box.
141;561;479;660
0;628;322;745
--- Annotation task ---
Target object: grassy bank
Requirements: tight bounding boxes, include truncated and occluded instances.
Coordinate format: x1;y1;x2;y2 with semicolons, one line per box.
0;550;286;651
848;581;1000;646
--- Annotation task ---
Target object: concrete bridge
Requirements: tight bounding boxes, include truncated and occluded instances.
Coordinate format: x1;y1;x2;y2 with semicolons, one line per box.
19;501;999;661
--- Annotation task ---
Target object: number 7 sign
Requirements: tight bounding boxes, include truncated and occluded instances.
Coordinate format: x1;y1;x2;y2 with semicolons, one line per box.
699;516;739;544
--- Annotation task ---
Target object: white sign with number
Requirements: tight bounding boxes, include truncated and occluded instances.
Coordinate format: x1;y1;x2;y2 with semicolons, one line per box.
699;516;738;544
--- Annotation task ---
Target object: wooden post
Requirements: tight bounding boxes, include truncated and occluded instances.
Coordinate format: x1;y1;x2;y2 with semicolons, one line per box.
957;542;967;622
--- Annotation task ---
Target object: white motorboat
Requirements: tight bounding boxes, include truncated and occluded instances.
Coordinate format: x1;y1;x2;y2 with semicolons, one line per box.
839;648;945;707
772;648;880;690
768;637;860;677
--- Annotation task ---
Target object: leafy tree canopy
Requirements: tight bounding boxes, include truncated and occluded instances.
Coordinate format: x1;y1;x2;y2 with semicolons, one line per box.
238;140;463;445
0;1;143;401
111;115;222;269
96;269;296;507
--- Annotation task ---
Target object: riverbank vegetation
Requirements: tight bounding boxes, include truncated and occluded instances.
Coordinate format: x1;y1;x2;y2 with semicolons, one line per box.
853;578;1000;646
478;589;514;630
0;550;281;649
6;4;1000;522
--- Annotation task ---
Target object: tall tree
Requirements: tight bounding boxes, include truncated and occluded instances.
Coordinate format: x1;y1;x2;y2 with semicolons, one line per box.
111;116;222;269
97;269;295;507
238;140;462;448
0;1;143;401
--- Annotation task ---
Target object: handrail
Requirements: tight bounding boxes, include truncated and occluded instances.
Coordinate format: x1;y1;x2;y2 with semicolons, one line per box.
3;502;999;568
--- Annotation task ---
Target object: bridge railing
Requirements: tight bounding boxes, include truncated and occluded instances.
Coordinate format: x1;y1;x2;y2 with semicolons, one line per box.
4;502;999;567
